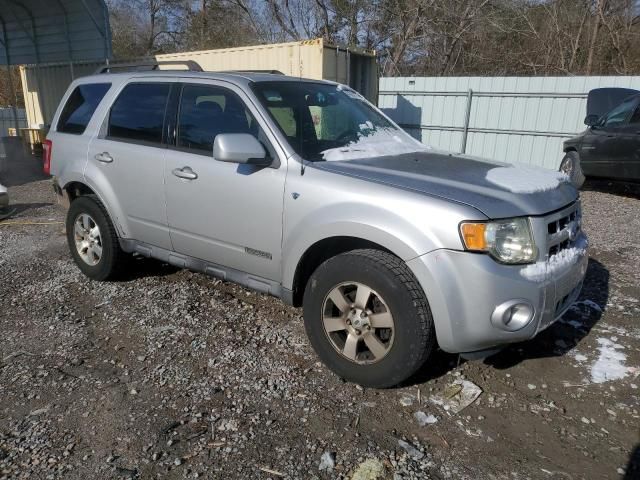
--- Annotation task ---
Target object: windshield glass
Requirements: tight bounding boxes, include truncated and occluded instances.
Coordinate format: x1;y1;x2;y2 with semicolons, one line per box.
251;81;427;161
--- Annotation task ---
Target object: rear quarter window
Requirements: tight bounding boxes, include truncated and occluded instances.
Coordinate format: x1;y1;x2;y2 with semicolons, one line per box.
57;83;111;134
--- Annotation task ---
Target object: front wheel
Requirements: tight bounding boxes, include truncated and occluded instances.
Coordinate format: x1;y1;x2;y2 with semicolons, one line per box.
560;151;585;188
303;249;435;388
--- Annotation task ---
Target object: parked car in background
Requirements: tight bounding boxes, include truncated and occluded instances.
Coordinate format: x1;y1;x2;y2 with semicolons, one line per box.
0;182;10;220
46;63;588;388
562;87;640;187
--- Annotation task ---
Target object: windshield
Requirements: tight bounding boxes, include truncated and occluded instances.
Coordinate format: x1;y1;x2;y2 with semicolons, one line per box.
251;81;427;161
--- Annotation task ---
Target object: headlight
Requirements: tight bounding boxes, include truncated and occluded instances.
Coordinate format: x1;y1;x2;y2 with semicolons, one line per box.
459;217;537;264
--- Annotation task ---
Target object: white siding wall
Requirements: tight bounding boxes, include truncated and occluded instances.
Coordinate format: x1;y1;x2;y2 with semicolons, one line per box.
378;76;640;169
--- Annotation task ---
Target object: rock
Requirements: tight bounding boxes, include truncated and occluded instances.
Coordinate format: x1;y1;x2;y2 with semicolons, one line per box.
319;451;336;471
430;380;482;414
351;458;386;480
528;384;536;390
174;457;183;466
399;394;415;407
414;411;438;426
397;439;424;460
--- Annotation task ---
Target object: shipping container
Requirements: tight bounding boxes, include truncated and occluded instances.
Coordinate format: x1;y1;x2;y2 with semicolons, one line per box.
20;38;377;128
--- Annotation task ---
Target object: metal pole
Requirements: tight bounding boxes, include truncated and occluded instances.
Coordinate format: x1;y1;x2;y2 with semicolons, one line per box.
460;88;473;154
53;0;75;79
0;15;19;134
346;48;350;86
335;46;339;83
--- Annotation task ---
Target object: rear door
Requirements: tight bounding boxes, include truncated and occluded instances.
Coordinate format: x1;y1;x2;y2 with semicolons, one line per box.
164;80;286;282
86;80;173;249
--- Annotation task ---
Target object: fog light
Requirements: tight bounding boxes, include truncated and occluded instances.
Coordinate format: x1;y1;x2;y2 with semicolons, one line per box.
491;300;534;331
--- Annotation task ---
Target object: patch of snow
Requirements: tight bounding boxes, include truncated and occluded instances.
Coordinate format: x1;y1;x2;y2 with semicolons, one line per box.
321;127;429;161
318;451;336;471
414;411;438;426
573;353;588;362
520;235;588;282
485;164;570;193
591;338;628;384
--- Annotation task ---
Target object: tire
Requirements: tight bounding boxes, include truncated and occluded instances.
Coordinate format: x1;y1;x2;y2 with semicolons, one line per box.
66;195;126;281
302;249;436;388
560;151;585;188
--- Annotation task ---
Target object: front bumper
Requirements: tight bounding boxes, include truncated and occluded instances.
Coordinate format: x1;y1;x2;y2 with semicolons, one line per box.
406;233;588;354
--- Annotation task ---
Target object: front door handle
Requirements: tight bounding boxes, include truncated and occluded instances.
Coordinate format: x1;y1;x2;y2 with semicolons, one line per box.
172;166;198;180
94;152;113;163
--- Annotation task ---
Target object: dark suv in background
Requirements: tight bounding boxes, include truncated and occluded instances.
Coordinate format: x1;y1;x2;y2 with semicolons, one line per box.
562;87;640;187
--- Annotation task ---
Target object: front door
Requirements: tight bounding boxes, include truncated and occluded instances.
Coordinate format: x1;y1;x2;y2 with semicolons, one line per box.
164;81;286;281
581;96;638;179
86;80;173;250
620;104;640;181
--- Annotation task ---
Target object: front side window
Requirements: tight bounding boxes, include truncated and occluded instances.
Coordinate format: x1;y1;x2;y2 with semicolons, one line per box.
251;81;425;161
177;84;260;154
602;98;636;128
108;83;171;144
57;83;111;134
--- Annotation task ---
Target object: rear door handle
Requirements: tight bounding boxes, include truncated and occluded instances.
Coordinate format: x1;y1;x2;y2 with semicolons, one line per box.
172;166;198;180
94;152;113;163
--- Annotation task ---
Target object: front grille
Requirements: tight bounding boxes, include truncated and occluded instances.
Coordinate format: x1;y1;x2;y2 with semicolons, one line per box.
545;202;581;258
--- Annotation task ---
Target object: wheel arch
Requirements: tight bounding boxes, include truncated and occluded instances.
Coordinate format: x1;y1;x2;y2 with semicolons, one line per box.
63;180;97;202
288;236;399;307
63;179;127;238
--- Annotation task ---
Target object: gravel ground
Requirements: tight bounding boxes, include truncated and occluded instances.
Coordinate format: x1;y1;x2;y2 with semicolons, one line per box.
1;169;639;480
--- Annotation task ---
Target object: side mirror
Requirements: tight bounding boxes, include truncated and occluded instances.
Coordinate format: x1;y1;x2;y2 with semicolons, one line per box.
584;114;600;127
213;133;270;166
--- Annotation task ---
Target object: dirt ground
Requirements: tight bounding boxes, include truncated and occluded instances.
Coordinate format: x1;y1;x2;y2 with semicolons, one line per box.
1;153;639;480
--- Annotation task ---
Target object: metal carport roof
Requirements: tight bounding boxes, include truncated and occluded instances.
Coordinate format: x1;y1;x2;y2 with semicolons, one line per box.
0;0;111;65
0;0;111;132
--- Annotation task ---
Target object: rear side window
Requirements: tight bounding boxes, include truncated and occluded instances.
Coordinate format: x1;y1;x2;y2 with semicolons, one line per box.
108;83;171;145
57;83;111;134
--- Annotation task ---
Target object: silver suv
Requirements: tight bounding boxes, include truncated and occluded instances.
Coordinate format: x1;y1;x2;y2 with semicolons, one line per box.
46;64;588;387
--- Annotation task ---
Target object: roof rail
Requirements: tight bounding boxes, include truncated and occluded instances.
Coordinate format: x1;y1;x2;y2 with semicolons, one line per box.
94;60;203;74
222;70;284;75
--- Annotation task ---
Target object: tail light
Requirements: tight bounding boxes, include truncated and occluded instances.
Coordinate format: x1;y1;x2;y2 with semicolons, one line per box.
43;139;52;175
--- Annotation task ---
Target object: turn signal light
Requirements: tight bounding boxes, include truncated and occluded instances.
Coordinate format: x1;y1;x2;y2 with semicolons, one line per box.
460;223;486;250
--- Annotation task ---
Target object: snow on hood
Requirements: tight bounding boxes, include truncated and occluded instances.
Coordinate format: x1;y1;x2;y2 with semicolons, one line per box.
486;164;570;194
520;235;588;282
321;128;430;161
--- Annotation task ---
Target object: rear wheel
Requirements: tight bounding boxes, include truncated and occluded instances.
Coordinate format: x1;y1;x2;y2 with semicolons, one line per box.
66;196;126;281
560;151;585;188
303;249;435;388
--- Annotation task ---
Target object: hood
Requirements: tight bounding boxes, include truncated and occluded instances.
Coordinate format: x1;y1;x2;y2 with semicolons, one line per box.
312;151;578;219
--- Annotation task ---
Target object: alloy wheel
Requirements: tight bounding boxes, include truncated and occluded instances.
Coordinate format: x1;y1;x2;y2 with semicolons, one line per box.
321;282;395;364
73;213;103;266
